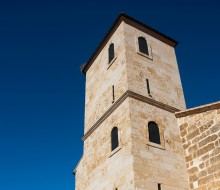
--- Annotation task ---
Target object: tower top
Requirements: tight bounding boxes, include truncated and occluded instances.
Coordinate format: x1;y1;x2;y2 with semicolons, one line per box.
81;12;178;74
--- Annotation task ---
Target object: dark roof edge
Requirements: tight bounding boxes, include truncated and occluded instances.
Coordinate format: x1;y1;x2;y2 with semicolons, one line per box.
123;13;178;46
175;101;220;118
81;12;179;74
81;13;123;74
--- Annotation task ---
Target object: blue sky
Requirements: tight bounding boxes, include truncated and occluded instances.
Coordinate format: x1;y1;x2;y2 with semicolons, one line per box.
0;0;219;190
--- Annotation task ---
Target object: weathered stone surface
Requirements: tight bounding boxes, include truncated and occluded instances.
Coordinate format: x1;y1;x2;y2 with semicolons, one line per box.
124;22;186;112
177;104;220;190
76;99;135;190
129;98;188;189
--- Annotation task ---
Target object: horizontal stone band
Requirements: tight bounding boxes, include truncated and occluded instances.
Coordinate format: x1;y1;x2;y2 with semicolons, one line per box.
82;90;180;141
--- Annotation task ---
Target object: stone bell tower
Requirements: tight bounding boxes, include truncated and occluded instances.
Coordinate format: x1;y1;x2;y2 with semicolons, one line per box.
74;13;189;190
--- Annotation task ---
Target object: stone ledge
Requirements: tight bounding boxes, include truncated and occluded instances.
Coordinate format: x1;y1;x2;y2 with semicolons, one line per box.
109;147;121;157
82;90;180;141
175;101;220;118
73;156;83;175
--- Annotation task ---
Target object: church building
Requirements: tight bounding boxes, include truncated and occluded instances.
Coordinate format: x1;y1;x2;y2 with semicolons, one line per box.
74;13;220;190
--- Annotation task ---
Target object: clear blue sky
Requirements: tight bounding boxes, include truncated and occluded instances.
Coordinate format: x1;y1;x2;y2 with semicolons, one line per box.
0;0;219;189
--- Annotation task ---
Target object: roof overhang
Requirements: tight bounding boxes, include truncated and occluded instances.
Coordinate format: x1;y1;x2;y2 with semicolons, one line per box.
81;13;178;74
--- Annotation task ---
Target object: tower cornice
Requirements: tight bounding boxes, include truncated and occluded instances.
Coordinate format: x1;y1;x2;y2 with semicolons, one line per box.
82;90;180;141
81;13;178;74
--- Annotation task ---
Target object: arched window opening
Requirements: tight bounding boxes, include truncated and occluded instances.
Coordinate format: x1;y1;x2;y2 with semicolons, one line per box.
111;127;119;151
138;37;149;55
148;121;161;144
108;43;115;63
158;183;161;190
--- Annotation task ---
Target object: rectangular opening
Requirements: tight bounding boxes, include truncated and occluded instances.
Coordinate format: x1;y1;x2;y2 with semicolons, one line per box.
158;183;161;190
146;79;151;95
112;85;115;103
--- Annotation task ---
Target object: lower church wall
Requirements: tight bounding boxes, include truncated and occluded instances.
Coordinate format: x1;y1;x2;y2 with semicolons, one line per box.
176;102;220;190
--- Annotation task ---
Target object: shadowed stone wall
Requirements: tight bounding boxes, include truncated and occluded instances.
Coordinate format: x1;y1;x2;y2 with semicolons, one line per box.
75;99;135;190
84;22;128;134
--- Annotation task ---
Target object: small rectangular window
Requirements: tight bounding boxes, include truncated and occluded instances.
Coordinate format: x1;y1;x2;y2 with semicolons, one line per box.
112;85;115;103
146;79;151;95
109;43;115;63
158;183;161;190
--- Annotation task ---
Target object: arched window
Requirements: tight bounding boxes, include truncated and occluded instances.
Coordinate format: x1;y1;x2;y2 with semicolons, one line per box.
148;121;161;144
111;127;119;151
108;43;115;63
138;37;149;55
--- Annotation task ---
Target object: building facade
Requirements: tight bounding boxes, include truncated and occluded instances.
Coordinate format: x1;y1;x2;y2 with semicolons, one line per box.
176;102;220;190
74;13;220;190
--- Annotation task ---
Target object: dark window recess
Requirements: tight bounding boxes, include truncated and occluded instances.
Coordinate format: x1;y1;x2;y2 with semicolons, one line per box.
112;85;115;103
111;127;119;151
148;121;161;145
158;183;161;190
108;43;115;63
138;37;149;55
146;79;151;95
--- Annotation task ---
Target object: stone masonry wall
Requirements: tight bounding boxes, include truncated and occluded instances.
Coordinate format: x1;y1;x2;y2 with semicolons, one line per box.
129;98;189;190
123;22;186;111
176;102;220;190
75;99;135;190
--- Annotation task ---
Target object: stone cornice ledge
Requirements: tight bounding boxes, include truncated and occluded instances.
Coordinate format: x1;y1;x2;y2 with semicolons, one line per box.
82;90;180;141
175;101;220;118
